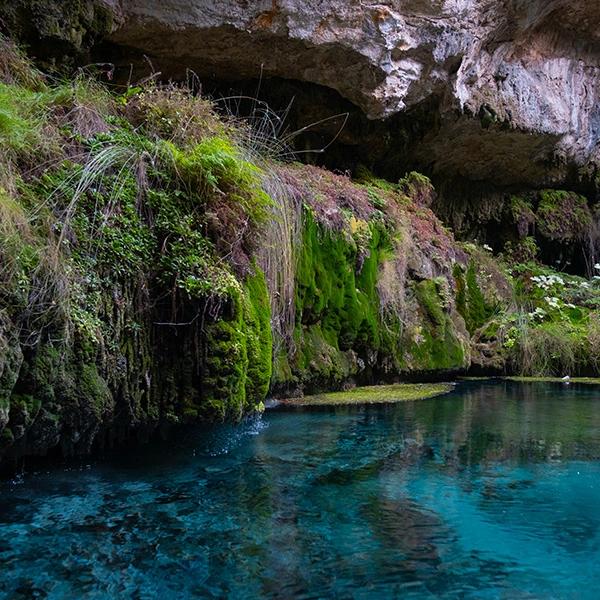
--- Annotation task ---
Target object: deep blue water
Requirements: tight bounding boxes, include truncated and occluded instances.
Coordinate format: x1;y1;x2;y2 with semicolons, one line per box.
2;381;600;599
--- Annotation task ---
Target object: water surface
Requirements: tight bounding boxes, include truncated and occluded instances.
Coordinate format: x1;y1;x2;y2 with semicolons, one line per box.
2;381;600;599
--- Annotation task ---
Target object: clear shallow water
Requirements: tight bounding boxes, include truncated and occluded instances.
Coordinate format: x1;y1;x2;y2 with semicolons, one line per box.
2;381;600;599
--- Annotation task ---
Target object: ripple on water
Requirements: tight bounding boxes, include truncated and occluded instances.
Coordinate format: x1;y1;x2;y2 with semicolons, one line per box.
1;381;600;598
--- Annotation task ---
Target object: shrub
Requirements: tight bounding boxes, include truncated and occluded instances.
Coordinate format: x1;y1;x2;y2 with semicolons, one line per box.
588;313;600;373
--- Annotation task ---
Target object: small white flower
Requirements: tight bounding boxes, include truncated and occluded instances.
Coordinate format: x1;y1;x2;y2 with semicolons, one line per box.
483;244;493;252
594;263;600;271
528;307;547;321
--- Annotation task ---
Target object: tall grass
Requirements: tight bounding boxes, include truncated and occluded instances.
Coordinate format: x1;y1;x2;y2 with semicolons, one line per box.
588;313;600;372
258;172;302;356
217;94;348;164
377;231;410;335
0;84;51;158
0;34;44;89
515;318;581;376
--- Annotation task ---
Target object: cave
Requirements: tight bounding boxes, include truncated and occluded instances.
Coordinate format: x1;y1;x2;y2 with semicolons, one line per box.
89;36;600;275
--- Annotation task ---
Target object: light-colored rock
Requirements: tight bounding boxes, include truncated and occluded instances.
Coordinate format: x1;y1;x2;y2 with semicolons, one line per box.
103;0;600;183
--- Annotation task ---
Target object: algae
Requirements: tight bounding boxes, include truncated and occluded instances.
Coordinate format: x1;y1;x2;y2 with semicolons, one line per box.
281;383;454;406
504;376;600;386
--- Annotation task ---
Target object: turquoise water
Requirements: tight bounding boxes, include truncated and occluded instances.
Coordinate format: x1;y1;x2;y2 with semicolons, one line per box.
1;381;600;599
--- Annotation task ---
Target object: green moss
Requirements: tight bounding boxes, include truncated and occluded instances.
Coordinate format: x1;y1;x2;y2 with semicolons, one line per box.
10;393;41;425
454;261;493;334
79;363;112;419
242;267;273;405
291;211;391;383
283;383;453;406
27;345;62;406
201;289;247;419
293;324;353;384
301;213;386;345
510;195;535;237
0;312;21;421
502;236;539;263
202;267;273;419
0;426;14;447
162;136;271;224
536;190;592;242
410;278;467;371
355;165;398;193
398;171;434;206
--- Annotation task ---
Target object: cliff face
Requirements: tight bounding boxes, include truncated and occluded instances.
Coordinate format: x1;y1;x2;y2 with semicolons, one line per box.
0;37;480;468
0;5;599;469
95;0;600;187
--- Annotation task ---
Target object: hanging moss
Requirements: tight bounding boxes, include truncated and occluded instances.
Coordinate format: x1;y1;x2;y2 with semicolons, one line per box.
510;195;535;238
536;190;592;243
242;267;273;408
290;211;391;385
202;288;249;420
454;261;493;334
409;278;468;371
202;267;273;420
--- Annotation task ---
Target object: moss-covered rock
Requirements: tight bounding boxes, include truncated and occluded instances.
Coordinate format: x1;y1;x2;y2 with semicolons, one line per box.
0;311;22;432
291;211;386;379
536;190;592;243
0;0;113;68
0;39;596;468
407;278;469;372
454;261;495;335
202;267;273;419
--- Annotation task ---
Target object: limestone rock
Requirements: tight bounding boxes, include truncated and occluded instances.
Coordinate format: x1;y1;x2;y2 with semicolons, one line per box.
100;0;600;184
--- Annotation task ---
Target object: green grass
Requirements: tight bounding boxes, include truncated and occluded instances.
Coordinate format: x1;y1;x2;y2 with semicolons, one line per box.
0;83;49;155
281;383;454;406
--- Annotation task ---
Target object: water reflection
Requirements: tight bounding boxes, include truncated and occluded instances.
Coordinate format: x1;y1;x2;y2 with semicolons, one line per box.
0;381;600;598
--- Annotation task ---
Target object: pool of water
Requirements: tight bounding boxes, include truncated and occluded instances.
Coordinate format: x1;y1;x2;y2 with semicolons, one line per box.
2;380;600;599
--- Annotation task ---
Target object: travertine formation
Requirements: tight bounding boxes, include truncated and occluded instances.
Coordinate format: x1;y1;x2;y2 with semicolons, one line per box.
99;0;600;184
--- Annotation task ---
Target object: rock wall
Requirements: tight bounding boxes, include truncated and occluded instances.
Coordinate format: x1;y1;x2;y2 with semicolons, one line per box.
94;0;600;186
0;41;481;468
1;4;600;469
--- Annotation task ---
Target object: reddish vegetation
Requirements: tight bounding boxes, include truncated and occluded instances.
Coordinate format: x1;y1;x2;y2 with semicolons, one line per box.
275;164;375;230
406;204;466;273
